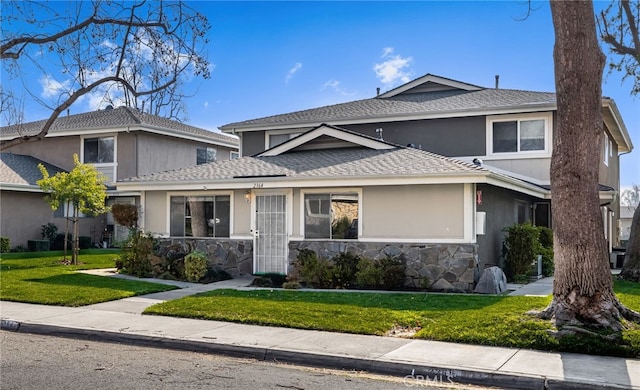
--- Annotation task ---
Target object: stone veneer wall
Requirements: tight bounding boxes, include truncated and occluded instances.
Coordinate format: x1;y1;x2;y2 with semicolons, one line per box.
289;241;479;292
157;238;478;292
156;238;253;277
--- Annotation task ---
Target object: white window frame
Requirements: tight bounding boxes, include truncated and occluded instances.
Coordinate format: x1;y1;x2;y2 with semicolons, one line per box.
603;135;612;166
298;188;362;240
486;112;552;159
196;146;217;165
166;191;234;238
80;134;118;182
264;130;303;150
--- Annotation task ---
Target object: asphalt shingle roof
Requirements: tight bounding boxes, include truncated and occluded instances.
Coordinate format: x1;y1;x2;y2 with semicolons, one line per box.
1;106;238;146
0;153;66;186
221;88;556;129
122;146;487;184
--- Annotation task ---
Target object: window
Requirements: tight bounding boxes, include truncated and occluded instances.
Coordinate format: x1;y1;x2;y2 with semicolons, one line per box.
170;195;230;237
603;136;612;166
304;193;358;239
230;151;239;160
268;132;301;148
488;114;550;155
515;200;528;224
83;136;114;163
197;147;217;165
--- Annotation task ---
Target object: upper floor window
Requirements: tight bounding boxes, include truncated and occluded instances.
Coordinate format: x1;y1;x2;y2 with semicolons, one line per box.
603;136;612;166
487;113;551;156
267;132;302;149
230;151;239;160
197;147;217;165
84;136;114;163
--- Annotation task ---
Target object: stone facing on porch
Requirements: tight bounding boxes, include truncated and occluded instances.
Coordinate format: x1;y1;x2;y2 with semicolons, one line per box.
156;238;478;292
289;241;479;293
157;238;254;277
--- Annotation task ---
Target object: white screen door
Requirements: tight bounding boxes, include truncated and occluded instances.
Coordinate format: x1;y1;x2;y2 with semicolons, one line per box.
254;194;288;274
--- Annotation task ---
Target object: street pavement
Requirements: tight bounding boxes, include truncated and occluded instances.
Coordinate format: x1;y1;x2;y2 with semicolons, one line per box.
1;270;638;390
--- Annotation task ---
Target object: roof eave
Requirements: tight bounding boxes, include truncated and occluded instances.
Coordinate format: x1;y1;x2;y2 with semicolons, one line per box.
219;103;558;133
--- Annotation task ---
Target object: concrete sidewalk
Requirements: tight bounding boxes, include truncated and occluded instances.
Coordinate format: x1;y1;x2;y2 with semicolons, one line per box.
1;274;639;390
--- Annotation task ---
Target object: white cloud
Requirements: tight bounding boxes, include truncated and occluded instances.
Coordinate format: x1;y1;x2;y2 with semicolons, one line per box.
322;79;356;96
39;75;72;98
285;62;302;84
373;47;413;86
204;101;209;109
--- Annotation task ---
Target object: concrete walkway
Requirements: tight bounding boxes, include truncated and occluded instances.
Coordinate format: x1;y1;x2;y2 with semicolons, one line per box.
1;272;638;390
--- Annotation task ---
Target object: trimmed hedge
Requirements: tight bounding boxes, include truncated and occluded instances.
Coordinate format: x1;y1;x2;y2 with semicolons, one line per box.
28;240;50;252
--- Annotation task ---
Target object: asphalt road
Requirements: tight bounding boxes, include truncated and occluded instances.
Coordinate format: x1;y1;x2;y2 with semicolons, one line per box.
0;331;489;390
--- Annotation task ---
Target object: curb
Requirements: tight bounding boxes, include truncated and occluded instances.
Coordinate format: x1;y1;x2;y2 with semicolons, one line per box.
1;320;632;390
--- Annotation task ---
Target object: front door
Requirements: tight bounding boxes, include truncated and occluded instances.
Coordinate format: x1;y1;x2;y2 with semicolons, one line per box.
253;194;288;274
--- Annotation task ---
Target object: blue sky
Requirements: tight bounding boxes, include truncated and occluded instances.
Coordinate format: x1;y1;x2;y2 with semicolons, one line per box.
4;1;639;188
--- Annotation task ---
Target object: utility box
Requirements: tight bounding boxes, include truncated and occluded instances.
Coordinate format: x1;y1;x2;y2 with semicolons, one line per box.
476;212;486;235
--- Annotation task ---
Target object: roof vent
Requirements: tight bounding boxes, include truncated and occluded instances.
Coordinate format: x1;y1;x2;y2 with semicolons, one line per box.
495;75;500;89
473;158;483;166
376;87;380;96
105;105;114;110
375;128;383;140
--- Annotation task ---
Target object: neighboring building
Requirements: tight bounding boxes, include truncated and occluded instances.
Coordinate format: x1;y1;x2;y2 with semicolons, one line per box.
217;74;632;273
0;106;239;248
620;205;637;247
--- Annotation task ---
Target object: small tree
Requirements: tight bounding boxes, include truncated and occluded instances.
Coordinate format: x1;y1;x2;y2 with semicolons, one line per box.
38;154;108;264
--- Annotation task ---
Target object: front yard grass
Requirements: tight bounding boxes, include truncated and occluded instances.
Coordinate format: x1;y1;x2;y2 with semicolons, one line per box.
144;280;640;357
0;250;177;306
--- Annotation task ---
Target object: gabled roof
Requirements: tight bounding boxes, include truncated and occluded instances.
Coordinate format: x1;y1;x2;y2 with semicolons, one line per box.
219;73;556;131
378;73;483;98
0;152;66;192
258;123;395;157
118;124;549;200
1;106;238;148
219;72;632;153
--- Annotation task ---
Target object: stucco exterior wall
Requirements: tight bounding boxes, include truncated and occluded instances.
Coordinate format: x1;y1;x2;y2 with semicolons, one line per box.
143;191;168;236
6;136;81;171
361;184;465;239
0;190;105;248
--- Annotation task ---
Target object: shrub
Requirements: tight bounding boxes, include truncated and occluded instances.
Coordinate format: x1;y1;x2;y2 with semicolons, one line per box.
51;233;73;251
28;240;50;252
116;230;154;277
250;276;274;287
536;226;554;277
296;249;332;288
202;266;232;284
332;252;360;288
11;245;29;252
355;256;406;290
503;223;541;280
79;236;92;249
184;250;208;282
0;237;10;253
355;257;384;289
40;223;58;244
378;256;406;290
282;281;302;289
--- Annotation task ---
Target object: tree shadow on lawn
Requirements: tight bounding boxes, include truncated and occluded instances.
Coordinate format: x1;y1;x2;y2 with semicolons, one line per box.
24;273;178;292
193;289;544;312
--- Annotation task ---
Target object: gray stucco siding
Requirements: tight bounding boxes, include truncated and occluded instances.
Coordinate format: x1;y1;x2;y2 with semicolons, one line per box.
344;117;487;157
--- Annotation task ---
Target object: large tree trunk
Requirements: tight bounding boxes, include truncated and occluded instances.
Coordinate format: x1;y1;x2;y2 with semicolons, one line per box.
540;0;639;331
620;205;640;281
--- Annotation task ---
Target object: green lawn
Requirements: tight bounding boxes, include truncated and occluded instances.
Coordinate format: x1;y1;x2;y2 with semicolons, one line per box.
0;250;177;306
144;281;640;357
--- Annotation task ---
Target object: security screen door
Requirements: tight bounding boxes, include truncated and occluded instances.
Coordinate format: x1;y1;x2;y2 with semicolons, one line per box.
254;194;288;274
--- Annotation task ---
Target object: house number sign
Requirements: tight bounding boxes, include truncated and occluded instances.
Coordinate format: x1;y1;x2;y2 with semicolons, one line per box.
253;183;264;188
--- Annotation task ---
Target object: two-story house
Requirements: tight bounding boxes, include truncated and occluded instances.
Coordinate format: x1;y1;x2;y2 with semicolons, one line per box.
114;74;632;291
0;106;239;248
